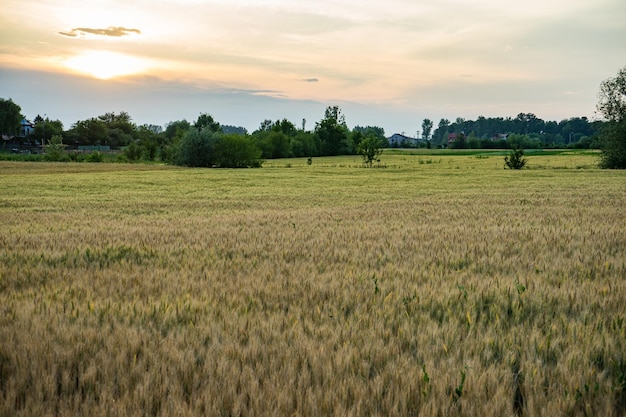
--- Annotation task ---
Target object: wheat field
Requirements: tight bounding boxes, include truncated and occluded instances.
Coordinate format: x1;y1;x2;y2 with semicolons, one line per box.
0;152;625;416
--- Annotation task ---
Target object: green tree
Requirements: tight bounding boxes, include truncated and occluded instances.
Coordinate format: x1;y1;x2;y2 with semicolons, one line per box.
274;119;297;136
107;128;133;147
99;112;135;147
252;119;296;159
357;134;383;167
45;134;65;161
597;67;626;123
597;66;626;169
194;113;222;133
353;125;387;147
176;128;217;167
265;131;290;159
421;118;433;141
213;134;262;168
135;126;159;161
466;134;481;149
315;106;352;156
290;131;318;157
123;140;143;161
99;112;134;134
598;121;626;168
34;117;64;144
514;113;544;135
66;118;108;146
164;120;191;140
449;133;467;149
175;130;262;168
0;98;22;139
433;118;450;147
222;125;248;135
161;120;191;163
504;146;527;169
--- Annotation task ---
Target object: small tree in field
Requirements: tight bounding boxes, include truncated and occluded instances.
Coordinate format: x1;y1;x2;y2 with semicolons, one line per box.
504;146;527;169
357;135;383;167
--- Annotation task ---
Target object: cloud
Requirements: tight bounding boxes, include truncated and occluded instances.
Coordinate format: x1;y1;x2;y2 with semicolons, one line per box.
58;26;141;38
251;90;288;98
298;78;319;83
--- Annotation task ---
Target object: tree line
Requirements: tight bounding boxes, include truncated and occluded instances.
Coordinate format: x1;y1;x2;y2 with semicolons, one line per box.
429;113;598;149
1;65;624;168
0;103;389;166
0;102;603;159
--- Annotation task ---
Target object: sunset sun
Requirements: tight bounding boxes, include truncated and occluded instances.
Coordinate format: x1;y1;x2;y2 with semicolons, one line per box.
64;50;148;80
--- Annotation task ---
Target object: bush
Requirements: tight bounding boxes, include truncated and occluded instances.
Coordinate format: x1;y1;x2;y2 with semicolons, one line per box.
44;135;65;162
86;152;103;163
176;129;216;167
175;130;262;168
123;141;143;162
213;134;263;168
357;135;383;167
504;147;527;169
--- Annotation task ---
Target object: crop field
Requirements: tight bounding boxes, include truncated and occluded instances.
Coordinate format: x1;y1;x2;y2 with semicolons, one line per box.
0;152;625;416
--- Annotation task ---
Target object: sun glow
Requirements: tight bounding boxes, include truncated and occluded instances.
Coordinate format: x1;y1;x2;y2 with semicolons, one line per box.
64;50;149;79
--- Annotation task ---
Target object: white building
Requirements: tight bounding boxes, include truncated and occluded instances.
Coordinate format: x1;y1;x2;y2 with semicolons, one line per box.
387;133;428;147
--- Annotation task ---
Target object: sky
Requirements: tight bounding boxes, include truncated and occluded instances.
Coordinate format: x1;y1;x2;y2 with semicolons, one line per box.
1;0;625;135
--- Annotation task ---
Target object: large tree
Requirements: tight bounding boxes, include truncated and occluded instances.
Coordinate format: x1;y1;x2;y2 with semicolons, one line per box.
164;120;191;140
0;98;22;139
315;106;351;156
432;118;450;147
421;118;433;141
597;67;626;169
175;128;217;167
353;125;386;148
33;116;64;144
66;118;108;146
252;119;297;159
597;67;626;123
194;113;222;133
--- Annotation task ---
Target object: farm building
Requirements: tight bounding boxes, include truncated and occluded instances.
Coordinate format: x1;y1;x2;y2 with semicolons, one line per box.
387;133;428;147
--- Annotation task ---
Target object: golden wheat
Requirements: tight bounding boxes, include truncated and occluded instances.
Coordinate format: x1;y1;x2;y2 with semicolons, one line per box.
0;154;624;416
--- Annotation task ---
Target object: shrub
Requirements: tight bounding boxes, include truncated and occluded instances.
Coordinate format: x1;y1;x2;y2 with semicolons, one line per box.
175;130;262;168
44;135;65;162
86;151;103;163
504;147;527;169
176;129;217;167
213;134;263;168
357;135;383;167
123;141;143;162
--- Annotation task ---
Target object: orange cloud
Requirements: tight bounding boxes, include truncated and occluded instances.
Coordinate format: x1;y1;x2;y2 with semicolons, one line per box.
58;26;141;38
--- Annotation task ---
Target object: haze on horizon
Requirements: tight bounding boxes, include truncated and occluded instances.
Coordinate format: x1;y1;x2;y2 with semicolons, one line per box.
1;0;624;134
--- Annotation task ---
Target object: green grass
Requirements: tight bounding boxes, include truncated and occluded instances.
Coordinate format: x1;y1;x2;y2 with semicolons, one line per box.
0;153;624;416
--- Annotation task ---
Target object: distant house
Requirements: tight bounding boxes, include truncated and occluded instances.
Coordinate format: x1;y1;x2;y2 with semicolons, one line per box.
491;133;509;141
387;133;427;147
447;133;458;146
19;119;35;138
